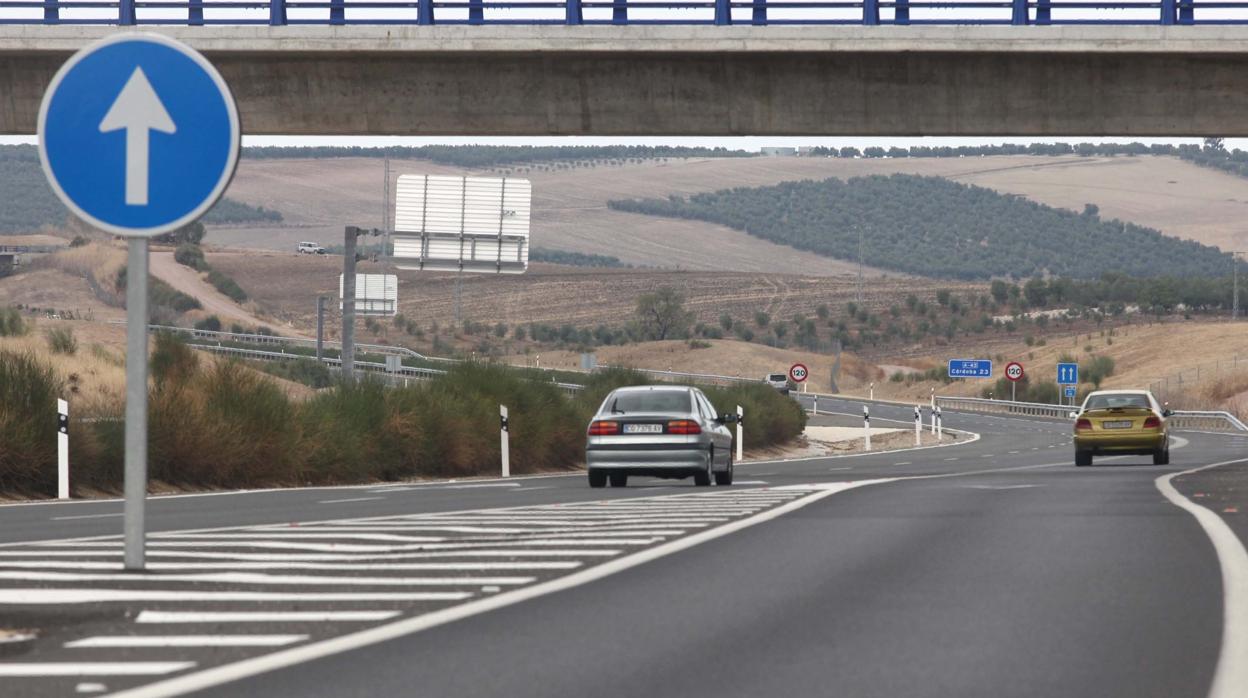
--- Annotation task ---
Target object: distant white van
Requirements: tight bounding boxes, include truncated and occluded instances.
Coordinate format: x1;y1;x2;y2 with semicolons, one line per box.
297;241;325;255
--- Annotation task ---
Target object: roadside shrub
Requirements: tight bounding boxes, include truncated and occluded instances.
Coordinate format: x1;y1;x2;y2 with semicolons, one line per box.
0;308;27;337
255;357;333;389
1082;355;1116;389
705;382;808;450
194;315;222;332
0;350;62;494
44;326;77;355
174;243;208;271
207;269;248;303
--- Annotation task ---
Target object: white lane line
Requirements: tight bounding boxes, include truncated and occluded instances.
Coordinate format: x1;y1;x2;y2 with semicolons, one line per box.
1008;451;1020;454
436;483;523;490
108;479;893;698
136;611;400;624
892;462;911;466
0;561;581;572
75;682;107;694
0;571;533;586
515;486;556;491
0;549;622;561
0;663;195;677
66;636;307;648
317;497;383;505
153;533;448;542
828;467;853;471
0;590;470;603
51;513;122;521
943;458;959;462
728;480;769;485
1156;457;1248;698
41;538;656;552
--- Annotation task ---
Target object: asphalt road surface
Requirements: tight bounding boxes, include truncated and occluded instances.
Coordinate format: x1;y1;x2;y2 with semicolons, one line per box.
0;396;1244;698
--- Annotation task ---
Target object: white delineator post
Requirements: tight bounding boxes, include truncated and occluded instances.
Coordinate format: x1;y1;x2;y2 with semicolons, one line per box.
936;406;943;442
863;404;871;452
736;405;744;463
930;389;936;434
499;405;510;478
870;382;875;401
811;395;818;416
914;405;921;446
57;398;69;500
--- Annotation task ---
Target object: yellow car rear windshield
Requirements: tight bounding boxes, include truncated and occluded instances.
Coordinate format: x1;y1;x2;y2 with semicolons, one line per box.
1085;394;1150;410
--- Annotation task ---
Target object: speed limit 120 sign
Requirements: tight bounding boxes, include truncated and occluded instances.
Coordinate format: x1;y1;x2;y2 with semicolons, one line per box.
789;363;809;383
1005;362;1025;382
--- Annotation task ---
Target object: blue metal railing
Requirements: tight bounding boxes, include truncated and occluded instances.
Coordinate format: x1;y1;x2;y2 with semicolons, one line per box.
0;0;1235;25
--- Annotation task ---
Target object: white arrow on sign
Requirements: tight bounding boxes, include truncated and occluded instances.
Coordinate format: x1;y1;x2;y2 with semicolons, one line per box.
98;67;176;207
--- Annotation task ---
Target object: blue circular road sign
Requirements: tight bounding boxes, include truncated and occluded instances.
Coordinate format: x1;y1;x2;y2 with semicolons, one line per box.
38;33;240;237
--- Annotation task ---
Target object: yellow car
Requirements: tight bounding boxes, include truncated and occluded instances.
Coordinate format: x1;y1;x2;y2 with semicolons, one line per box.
1073;390;1172;466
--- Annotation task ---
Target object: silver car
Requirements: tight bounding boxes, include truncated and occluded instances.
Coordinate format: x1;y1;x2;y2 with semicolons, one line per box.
585;385;737;488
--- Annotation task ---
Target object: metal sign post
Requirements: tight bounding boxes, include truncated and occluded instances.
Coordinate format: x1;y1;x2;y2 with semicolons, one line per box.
38;34;240;571
342;227;358;380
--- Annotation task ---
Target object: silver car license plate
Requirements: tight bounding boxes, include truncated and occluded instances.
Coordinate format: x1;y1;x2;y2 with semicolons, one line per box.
624;424;662;434
1102;420;1134;429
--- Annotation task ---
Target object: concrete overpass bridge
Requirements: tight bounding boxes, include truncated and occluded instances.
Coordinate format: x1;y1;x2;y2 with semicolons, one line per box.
4;24;1248;135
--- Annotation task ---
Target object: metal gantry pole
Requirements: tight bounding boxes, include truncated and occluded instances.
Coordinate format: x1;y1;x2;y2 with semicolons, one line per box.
124;237;149;571
342;226;358;380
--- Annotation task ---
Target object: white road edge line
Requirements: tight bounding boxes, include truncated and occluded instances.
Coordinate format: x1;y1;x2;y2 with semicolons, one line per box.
317;497;383;505
106;479;894;698
1155;457;1248;698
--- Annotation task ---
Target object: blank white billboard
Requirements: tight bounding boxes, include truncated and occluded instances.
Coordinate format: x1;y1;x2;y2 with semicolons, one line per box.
392;175;531;274
339;273;398;316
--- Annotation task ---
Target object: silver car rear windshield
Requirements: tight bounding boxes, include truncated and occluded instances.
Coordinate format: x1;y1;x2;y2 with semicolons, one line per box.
605;390;691;415
1085;394;1150;410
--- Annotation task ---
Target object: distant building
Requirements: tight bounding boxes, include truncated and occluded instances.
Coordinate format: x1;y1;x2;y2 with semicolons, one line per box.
760;147;797;157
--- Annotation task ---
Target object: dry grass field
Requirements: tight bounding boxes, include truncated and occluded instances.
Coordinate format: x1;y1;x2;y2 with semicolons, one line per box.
208;154;1248;274
872;319;1248;412
205;250;978;342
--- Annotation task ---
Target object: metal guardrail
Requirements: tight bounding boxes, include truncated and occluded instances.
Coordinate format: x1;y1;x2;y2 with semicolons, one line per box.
150;324;455;364
190;343;584;393
1167;410;1248;432
2;0;1242;26
598;366;757;388
936;395;1072;420
936;395;1248;432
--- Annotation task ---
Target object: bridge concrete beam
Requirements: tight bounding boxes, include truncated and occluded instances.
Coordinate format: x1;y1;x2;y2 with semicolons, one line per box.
3;27;1248;135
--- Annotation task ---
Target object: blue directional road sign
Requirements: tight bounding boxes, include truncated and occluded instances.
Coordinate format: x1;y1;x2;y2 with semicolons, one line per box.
38;33;240;237
948;359;993;379
1057;362;1079;385
1064;386;1077;399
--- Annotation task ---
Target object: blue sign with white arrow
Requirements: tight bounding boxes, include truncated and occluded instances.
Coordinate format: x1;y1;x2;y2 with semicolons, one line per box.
38;33;240;237
1057;362;1079;385
948;359;992;379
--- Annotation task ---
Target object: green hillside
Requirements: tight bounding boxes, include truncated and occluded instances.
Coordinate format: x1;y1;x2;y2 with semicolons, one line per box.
609;174;1231;280
0;145;282;233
